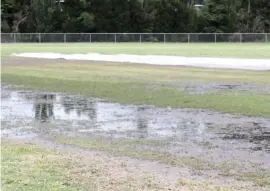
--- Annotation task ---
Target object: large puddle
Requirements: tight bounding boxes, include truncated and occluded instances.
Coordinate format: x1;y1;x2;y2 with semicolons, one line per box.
1;86;270;169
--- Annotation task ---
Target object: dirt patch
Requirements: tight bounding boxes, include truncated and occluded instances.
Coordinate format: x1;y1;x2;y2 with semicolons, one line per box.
147;81;270;94
4;137;267;191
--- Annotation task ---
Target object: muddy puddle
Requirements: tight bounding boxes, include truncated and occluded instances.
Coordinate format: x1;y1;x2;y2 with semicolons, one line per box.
1;86;270;171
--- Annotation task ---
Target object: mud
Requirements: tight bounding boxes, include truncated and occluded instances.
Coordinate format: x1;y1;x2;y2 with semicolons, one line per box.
1;85;270;173
171;81;270;94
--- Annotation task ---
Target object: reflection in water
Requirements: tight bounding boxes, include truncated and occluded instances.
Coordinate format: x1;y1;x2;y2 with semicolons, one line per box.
136;106;148;138
34;94;55;122
60;96;97;124
31;93;150;138
1;90;11;99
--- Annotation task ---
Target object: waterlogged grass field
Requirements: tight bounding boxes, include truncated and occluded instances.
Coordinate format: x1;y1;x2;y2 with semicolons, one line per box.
2;59;270;117
2;43;270;191
1;42;270;58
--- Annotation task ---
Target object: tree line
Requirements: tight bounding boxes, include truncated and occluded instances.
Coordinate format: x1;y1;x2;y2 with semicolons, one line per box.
1;0;270;33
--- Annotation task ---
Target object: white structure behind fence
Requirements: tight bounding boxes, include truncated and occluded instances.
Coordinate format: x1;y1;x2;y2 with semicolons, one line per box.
1;33;270;43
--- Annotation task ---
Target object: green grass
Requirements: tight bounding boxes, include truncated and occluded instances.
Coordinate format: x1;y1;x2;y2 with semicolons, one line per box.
3;61;270;84
2;62;270;117
1;43;270;58
1;140;94;191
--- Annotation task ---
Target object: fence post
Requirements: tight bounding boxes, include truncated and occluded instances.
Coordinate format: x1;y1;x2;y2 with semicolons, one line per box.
214;33;217;43
164;33;166;43
265;33;267;43
64;33;66;43
90;33;92;43
240;33;242;43
39;33;41;43
188;33;190;43
140;34;142;43
114;33;117;43
14;33;16;43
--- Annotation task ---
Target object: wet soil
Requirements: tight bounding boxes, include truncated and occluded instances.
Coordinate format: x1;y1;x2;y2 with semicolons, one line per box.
2;85;270;174
171;81;270;94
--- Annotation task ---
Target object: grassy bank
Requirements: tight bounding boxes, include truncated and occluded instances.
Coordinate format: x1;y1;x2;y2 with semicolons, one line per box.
2;43;270;58
2;61;270;117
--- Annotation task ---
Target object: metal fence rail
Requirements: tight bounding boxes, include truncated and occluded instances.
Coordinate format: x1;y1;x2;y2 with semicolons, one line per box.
1;33;270;43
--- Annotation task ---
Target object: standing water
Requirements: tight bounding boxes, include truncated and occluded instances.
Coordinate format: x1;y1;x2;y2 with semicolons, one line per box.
1;86;270;170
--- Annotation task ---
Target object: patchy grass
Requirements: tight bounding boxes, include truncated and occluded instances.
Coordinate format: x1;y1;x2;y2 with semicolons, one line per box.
1;140;177;191
240;172;270;187
1;43;270;58
219;161;270;187
2;140;257;191
120;139;171;147
2;60;270;84
53;136;213;171
1;140;95;191
2;70;270;117
52;136;270;188
2;58;270;117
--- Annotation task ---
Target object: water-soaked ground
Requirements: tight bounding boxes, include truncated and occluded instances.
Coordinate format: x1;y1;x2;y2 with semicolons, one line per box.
1;85;270;173
174;81;270;94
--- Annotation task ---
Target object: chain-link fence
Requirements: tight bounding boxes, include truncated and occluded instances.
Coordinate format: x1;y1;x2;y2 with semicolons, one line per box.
1;33;270;43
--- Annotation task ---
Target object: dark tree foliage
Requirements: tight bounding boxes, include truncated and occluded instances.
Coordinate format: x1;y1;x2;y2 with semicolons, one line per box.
1;0;269;33
154;0;197;32
199;0;237;33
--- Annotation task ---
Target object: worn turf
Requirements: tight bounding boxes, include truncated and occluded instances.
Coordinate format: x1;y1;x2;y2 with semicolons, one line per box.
2;60;270;117
54;136;270;188
1;140;177;191
2;139;269;190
